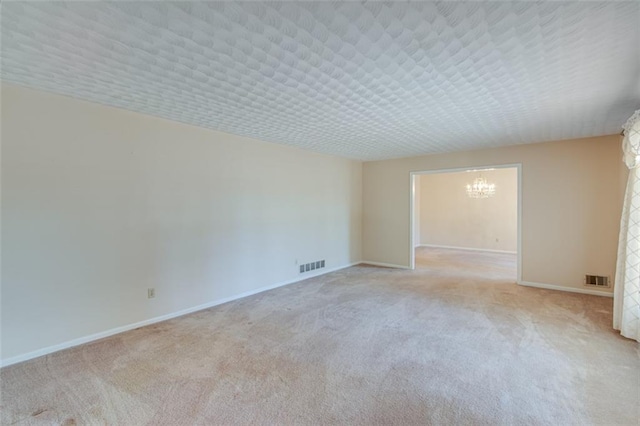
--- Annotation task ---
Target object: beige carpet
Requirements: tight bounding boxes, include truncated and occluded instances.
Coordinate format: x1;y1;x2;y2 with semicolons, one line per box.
1;247;638;425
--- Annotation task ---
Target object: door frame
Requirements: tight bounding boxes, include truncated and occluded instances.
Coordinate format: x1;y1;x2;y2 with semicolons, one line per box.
409;163;522;283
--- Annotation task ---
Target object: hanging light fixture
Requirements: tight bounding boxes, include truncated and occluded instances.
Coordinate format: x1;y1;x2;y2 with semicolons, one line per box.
466;176;496;199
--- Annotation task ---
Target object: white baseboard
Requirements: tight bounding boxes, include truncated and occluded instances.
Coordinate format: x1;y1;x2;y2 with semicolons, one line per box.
359;261;411;269
517;280;613;297
0;261;361;368
417;244;517;255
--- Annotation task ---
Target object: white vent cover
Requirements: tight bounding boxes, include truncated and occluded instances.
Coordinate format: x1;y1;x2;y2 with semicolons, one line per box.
585;275;610;288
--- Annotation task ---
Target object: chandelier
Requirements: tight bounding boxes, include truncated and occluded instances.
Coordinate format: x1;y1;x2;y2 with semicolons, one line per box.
466;177;496;199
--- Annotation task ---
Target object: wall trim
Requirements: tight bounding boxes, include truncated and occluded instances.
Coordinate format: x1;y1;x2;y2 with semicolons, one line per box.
417;244;517;255
517;280;613;297
359;261;412;269
0;261;361;368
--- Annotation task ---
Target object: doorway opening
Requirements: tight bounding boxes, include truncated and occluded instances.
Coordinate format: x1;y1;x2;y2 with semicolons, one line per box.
410;165;521;283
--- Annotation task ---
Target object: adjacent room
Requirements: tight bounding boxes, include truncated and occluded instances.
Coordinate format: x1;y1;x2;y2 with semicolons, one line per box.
1;2;639;425
413;167;519;282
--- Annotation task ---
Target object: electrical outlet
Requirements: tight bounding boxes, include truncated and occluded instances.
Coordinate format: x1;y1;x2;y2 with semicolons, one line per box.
148;288;155;299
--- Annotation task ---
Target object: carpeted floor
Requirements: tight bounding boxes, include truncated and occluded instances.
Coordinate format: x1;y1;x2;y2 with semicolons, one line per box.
1;247;638;425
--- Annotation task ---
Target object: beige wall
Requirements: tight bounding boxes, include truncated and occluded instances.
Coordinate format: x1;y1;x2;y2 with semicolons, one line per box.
1;84;362;362
418;168;518;252
363;135;625;293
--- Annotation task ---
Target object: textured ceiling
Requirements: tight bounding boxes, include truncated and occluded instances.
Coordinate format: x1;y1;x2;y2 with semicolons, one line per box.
2;2;639;161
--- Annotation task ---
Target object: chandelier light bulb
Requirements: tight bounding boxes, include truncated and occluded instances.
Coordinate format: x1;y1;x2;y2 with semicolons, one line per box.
466;177;496;199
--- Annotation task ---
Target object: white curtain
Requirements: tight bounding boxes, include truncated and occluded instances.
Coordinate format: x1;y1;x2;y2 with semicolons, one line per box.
614;109;640;342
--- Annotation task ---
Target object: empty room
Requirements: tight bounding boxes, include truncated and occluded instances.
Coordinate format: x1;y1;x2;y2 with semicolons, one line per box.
413;167;519;283
1;2;639;425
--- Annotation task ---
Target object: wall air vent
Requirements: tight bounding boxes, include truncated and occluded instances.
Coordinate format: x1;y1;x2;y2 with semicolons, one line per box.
300;260;326;274
585;275;610;288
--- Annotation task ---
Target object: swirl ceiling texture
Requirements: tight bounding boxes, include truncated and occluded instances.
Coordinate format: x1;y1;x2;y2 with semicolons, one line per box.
2;2;639;160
